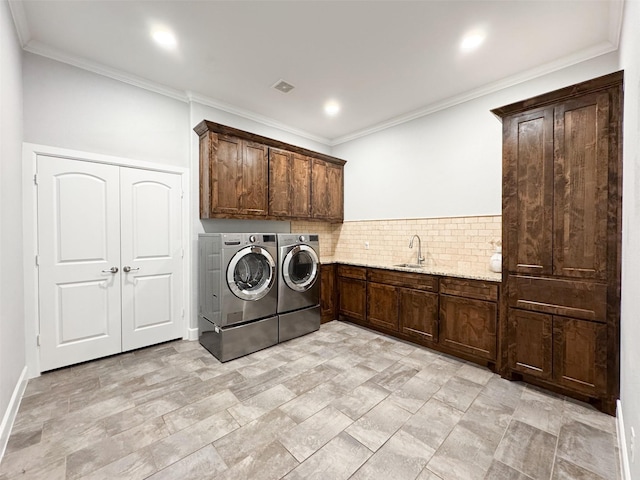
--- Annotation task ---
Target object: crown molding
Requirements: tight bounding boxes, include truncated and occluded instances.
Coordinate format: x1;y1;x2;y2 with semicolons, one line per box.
330;40;618;146
12;1;624;149
8;0;30;47
23;41;189;102
609;0;624;48
186;92;331;146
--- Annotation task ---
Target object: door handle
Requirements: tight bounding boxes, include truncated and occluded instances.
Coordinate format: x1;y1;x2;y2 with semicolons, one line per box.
123;266;140;273
101;267;119;274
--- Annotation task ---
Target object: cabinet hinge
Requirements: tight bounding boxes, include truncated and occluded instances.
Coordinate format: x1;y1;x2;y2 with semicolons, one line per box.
36;335;40;347
181;308;185;318
181;190;184;199
35;255;39;266
181;248;184;258
33;174;38;185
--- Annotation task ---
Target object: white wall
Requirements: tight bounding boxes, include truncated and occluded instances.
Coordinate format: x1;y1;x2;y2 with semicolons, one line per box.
618;0;640;477
23;53;190;166
332;52;620;221
0;0;25;453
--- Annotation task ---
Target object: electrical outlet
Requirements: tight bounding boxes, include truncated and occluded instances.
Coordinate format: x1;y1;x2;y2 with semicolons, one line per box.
364;241;370;250
631;427;636;463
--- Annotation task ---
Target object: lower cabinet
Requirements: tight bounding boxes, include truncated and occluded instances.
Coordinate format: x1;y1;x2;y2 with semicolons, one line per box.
440;295;497;361
509;308;607;396
337;265;367;322
336;264;499;367
320;264;337;323
367;282;399;331
399;288;438;344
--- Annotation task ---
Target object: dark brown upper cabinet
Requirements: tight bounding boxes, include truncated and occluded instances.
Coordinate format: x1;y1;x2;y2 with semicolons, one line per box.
194;120;345;221
493;71;623;415
312;158;344;222
198;133;268;217
269;149;311;218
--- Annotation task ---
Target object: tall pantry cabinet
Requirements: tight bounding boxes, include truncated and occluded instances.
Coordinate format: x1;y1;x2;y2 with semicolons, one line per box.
492;71;623;414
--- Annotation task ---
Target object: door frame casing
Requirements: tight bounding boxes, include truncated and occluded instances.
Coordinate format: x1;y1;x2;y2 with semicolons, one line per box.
22;143;191;378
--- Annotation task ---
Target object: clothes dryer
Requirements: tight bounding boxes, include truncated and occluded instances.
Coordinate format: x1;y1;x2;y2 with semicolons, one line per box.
198;233;278;361
276;233;321;342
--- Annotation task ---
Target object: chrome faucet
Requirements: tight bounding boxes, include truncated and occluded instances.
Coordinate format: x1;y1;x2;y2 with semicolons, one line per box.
409;234;425;265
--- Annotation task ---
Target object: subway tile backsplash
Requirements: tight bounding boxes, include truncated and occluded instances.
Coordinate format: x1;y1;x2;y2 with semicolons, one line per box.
292;215;501;276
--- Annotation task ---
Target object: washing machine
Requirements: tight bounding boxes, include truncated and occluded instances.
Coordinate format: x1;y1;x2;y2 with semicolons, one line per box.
198;233;278;361
276;233;321;342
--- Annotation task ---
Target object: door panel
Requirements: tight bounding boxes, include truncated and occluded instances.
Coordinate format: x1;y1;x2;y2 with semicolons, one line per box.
504;109;554;275
553;317;607;395
291;153;311;217
38;157;122;371
268;148;291;216
241;141;268;215
440;295;497;361
508;309;552;379
120;168;183;351
399;288;438;343
553;93;609;280
213;135;242;214
367;282;399;331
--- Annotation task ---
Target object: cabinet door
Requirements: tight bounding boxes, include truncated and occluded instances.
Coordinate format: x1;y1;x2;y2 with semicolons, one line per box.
320;264;336;323
553;93;610;281
326;162;344;221
291;153;311;217
508;309;552;380
312;159;329;219
212;134;243;215
503;108;554;275
553;317;607;395
312;158;344;222
268;148;291;216
399;288;438;343
367;282;399;331
338;277;366;322
241;140;268;216
440;295;497;361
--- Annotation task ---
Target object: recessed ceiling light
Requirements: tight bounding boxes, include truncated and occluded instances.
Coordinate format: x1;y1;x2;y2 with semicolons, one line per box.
460;30;486;52
324;100;341;116
152;29;177;49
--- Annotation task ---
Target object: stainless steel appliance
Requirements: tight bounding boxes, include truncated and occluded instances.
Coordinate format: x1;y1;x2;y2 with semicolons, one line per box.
198;233;278;361
276;233;321;342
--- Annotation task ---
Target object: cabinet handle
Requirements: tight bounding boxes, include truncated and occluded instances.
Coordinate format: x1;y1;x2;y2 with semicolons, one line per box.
123;266;140;273
101;267;119;274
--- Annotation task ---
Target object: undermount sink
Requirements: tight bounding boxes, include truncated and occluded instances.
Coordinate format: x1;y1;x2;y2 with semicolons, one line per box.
394;263;424;269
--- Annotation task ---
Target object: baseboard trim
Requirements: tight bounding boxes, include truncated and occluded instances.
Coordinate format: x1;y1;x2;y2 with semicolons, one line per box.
617;399;632;480
0;366;28;462
186;326;199;341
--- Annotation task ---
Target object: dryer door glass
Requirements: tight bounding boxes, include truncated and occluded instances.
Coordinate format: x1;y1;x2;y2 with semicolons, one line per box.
227;246;276;301
283;245;319;292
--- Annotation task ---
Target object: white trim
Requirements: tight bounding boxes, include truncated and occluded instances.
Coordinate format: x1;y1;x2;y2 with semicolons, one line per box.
24;41;189;103
186;327;199;342
609;0;625;48
186;92;330;146
617;399;632;480
330;41;617;146
22;143;191;377
0;366;28;462
7;0;30;47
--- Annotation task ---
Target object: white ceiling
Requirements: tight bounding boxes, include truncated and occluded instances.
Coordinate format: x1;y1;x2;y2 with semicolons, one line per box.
9;0;622;145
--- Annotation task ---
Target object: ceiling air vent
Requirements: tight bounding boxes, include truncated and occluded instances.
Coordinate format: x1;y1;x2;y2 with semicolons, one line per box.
272;79;295;93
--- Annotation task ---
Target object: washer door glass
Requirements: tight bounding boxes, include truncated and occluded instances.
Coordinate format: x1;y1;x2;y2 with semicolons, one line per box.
227;246;275;301
283;245;319;292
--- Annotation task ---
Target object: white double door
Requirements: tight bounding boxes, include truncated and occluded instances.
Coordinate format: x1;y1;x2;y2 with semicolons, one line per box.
37;156;184;371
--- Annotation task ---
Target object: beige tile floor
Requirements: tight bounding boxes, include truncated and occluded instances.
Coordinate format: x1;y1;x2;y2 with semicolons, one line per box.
0;321;621;480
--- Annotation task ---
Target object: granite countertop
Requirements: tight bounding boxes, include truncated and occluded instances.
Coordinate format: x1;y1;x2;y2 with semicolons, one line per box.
321;259;502;283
